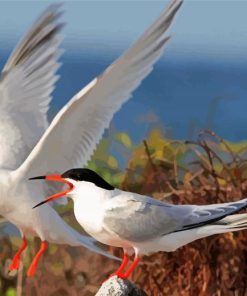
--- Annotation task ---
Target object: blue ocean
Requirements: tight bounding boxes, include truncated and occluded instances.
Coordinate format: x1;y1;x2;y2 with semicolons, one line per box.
1;49;247;143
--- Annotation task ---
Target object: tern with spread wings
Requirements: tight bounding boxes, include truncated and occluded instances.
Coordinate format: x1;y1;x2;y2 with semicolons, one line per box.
0;0;182;276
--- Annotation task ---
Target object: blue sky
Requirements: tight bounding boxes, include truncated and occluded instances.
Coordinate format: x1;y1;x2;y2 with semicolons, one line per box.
1;1;247;62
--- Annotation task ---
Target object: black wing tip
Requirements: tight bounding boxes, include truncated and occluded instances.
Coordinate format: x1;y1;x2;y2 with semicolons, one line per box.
33;3;65;33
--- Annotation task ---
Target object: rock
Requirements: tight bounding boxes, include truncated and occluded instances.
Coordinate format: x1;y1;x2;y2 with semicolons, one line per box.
95;276;148;296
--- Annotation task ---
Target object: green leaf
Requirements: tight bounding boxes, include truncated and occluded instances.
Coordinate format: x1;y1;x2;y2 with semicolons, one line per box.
6;288;16;296
107;156;118;169
115;132;132;148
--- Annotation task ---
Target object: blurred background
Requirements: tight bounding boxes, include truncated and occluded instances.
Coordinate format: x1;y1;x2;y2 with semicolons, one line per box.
1;1;247;146
1;1;247;295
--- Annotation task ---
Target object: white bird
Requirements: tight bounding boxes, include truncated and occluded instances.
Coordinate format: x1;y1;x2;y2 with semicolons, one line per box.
0;0;183;276
31;168;247;279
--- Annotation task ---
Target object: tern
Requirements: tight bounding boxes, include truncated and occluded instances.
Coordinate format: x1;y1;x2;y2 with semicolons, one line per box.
32;168;247;279
0;0;182;276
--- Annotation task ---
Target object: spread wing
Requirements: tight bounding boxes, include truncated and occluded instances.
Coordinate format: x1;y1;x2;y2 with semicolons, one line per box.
18;0;183;179
103;193;247;242
0;4;63;169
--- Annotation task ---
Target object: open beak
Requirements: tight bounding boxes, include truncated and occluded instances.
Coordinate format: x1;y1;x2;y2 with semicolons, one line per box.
29;175;74;209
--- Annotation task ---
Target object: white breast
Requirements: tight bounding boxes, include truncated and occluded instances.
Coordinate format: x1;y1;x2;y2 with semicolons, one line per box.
72;183;108;236
72;182;128;247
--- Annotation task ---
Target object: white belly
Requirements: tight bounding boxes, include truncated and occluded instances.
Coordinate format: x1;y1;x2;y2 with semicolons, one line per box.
1;180;57;237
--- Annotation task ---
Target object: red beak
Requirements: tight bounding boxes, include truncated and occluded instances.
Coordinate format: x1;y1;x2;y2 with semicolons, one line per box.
29;175;74;209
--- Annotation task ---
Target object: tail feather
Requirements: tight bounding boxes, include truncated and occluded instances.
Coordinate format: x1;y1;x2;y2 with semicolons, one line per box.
216;213;247;230
162;213;247;252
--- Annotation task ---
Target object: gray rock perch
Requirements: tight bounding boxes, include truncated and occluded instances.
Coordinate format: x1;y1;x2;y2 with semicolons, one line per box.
95;276;148;296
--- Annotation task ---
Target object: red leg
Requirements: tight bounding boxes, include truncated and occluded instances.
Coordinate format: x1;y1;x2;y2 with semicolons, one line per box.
121;256;140;279
109;252;129;278
9;236;28;272
27;241;47;277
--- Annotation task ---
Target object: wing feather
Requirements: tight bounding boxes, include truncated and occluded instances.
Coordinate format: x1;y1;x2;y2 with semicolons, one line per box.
0;4;63;169
18;0;183;178
102;193;247;242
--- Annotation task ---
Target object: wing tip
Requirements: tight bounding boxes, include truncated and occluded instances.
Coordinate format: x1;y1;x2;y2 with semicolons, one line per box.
2;3;65;73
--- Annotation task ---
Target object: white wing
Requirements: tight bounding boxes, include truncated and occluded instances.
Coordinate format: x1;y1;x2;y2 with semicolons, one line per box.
18;0;183;178
0;4;63;169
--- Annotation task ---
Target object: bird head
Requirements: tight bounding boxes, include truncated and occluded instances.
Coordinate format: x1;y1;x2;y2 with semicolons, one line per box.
30;168;114;208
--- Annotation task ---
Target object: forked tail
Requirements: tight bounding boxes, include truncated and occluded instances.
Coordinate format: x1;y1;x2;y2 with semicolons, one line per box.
214;213;247;232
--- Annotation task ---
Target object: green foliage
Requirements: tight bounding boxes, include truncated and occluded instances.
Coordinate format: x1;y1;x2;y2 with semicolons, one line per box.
5;288;16;296
114;132;132;149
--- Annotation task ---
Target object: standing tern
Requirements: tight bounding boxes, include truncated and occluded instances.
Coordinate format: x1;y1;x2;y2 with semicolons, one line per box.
32;168;247;279
0;0;183;276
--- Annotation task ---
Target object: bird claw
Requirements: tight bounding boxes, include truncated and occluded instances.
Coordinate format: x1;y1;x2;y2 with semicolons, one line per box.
110;272;123;278
114;272;128;279
104;272;127;282
27;265;36;277
8;257;20;272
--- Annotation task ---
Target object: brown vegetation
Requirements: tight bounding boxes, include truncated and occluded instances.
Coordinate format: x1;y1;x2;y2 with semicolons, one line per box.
1;129;247;295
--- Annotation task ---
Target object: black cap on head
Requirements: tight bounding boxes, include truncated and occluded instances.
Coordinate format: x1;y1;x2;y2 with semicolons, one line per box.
61;168;115;190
